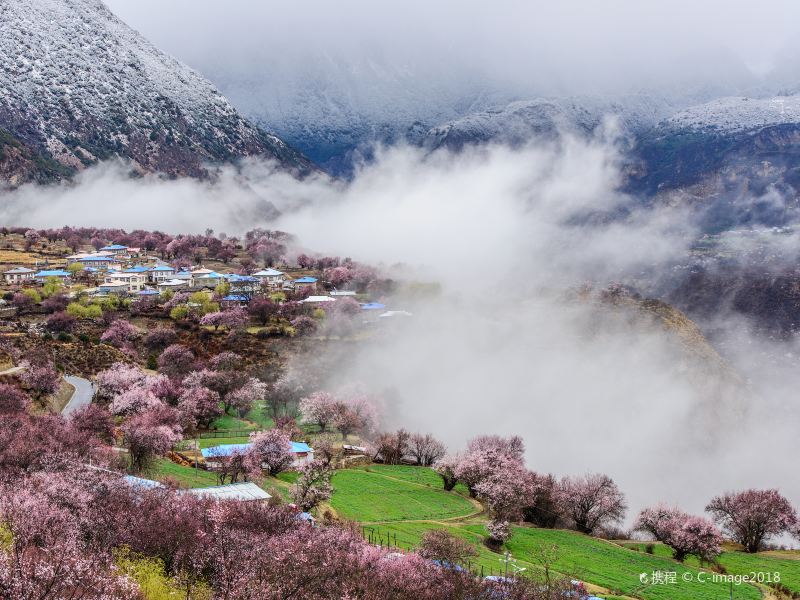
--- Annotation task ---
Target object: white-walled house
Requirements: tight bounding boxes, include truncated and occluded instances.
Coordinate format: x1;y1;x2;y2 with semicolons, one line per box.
66;251;114;265
299;295;336;304
253;268;285;288
3;267;35;284
99;244;129;256
34;269;71;283
101;271;147;293
148;265;176;283
291;276;318;291
78;255;119;270
201;441;315;470
157;278;190;292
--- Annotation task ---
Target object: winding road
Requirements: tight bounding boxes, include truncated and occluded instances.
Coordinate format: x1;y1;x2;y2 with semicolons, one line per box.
61;375;94;417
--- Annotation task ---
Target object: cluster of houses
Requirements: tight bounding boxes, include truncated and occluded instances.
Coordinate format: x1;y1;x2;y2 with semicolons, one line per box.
2;242;413;320
119;440;317;510
2;242;320;298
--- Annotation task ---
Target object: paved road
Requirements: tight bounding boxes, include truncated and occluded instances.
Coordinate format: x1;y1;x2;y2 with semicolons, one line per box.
61;375;94;417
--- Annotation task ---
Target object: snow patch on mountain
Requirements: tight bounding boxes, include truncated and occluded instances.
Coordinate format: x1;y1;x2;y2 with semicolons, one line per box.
665;95;800;133
422;95;682;149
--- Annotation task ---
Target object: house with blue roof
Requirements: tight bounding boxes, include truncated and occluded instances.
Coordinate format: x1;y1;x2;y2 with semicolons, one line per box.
34;269;71;282
99;244;128;255
290;276;318;293
147;264;176;283
253;268;285;288
78;255;117;269
225;273;259;293
123;265;150;273
192;270;225;289
221;294;250;306
202;441;314;469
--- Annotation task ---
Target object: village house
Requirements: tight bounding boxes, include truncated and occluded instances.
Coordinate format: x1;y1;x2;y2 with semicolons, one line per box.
221;294;250;307
330;290;357;297
97;281;131;295
99;244;129;256
299;295;336;304
78;255;119;270
66;251;114;265
147;264;176;283
100;270;148;294
225;274;259;294
185;482;272;502
156;278;190;292
201;441;315;470
252;268;286;288
123;476;271;502
3;267;35;285
291;276;318;291
34;269;71;283
191;269;225;289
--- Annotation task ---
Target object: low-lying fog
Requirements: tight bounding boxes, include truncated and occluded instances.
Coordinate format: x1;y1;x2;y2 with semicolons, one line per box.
2;131;797;523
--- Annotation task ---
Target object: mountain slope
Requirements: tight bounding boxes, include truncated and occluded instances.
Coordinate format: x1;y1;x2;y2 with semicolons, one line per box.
0;0;315;186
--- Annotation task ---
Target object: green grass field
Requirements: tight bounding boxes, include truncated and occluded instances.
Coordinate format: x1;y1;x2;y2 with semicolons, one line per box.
622;541;800;595
327;465;767;600
361;465;472;496
330;468;476;523
496;527;761;600
151;458;219;488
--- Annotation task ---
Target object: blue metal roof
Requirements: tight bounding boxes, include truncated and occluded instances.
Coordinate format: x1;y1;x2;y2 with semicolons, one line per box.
35;270;70;277
79;256;114;262
138;289;160;295
360;302;386;310
222;294;249;302
294;276;318;283
150;265;174;271
124;265;149;273
226;274;259;282
201;443;251;459
291;441;312;453
100;244;127;250
201;441;313;459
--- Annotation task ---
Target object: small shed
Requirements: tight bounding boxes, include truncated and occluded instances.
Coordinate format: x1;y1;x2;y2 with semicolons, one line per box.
185;482;271;502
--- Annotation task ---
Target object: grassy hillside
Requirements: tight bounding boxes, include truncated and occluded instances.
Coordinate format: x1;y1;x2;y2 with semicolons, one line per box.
328;465;767;600
498;527;761;600
329;468;476;523
151;458;219;488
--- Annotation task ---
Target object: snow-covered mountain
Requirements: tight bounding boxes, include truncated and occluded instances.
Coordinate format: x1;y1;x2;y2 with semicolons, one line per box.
0;0;314;186
420;95;681;150
210;52;510;175
665;95;800;133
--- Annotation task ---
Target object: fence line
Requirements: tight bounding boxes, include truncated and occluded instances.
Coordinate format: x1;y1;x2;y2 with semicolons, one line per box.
198;428;262;439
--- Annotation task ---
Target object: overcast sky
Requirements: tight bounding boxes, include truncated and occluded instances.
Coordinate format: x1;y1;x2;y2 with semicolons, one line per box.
106;0;800;102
